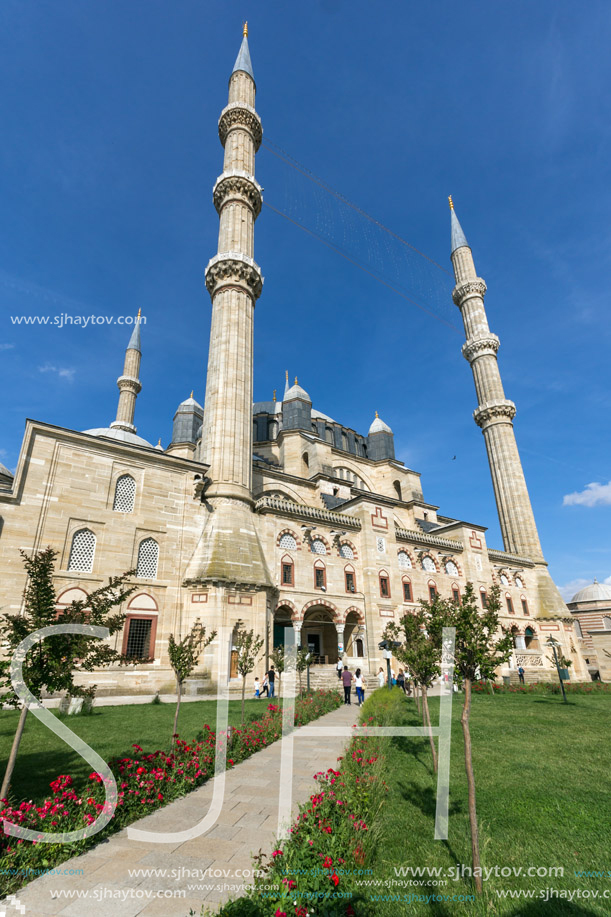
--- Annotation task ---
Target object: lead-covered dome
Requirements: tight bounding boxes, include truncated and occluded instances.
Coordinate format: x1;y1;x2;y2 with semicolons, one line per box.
83;427;154;448
570;580;611;604
368;412;392;435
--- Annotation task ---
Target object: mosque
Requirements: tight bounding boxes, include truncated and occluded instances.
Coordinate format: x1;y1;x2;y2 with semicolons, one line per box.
0;27;590;694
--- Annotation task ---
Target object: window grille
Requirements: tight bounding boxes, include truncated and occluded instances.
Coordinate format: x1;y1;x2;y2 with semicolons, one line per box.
339;543;354;560
137;538;159;578
311;539;326;555
279;533;297;551
398;551;411;569
422;556;436;572
125;618;152;658
445;560;458;576
67;529;96;573
113;474;136;512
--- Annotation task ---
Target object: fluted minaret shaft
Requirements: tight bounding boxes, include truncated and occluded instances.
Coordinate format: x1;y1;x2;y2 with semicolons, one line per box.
111;317;142;434
450;205;544;561
202;29;263;503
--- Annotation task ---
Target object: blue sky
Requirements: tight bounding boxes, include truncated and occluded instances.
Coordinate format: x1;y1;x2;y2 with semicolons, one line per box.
0;0;609;599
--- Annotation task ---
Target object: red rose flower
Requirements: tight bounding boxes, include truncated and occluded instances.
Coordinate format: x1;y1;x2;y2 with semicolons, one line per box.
330;872;339;886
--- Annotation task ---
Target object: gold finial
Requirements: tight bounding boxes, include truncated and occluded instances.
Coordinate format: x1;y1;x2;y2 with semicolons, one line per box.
157;438;161;446
190;390;194;399
243;21;248;37
375;411;379;418
285;370;289;381
273;389;277;402
448;195;454;211
294;376;298;385
137;307;141;319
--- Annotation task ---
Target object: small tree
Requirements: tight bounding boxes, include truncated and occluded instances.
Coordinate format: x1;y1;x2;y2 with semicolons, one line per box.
295;647;310;695
427;583;513;894
269;644;285;695
168;620;216;744
385;610;441;772
0;548;138;800
233;622;264;726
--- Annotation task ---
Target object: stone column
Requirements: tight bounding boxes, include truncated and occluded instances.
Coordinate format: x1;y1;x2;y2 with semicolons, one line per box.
336;623;345;657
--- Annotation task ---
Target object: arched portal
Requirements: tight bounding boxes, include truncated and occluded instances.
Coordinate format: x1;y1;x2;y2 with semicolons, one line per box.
273;605;294;649
301;606;338;664
344;608;366;659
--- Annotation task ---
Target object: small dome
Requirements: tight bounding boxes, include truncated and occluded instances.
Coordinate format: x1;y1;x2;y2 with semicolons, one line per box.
83;427;154;448
0;461;14;479
154;439;164;451
368;413;392;435
570;580;611;604
177;396;203;411
284;381;311;402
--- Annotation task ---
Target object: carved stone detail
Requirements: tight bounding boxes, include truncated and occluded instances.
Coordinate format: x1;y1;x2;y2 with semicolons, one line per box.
205;253;263;300
213;171;263;217
452;278;487;306
515;654;543;667
218;103;262;151
473;399;517;428
115;375;142;395
462;334;500;363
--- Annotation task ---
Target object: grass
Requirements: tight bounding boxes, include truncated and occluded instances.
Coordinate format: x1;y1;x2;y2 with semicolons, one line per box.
369;690;611;916
0;697;273;805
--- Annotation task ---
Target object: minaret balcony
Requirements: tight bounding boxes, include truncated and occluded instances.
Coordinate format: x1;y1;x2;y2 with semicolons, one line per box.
462;334;500;363
452;278;487;306
205;251;263;300
473;399;517;429
213;169;263;217
218;101;262;150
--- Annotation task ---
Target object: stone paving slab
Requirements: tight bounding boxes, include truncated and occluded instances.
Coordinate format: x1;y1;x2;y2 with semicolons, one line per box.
13;703;358;917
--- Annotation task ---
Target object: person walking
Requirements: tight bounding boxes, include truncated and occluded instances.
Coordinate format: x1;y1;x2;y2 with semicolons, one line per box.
355;668;365;706
397;669;406;694
341;666;353;704
518;665;525;685
336;657;343;680
267;666;276;698
254;676;261;698
261;673;269;697
377;666;386;688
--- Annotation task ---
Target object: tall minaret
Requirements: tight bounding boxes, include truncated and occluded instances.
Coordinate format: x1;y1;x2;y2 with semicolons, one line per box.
201;21;263;503
185;25;270;588
449;199;544;563
110;311;142;434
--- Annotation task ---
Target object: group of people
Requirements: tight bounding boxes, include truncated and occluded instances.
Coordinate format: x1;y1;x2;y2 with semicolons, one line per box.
376;666;412;695
253;666;276;698
336;659;365;705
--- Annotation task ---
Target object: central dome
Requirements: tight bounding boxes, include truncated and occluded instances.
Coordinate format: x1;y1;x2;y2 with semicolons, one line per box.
570;580;611;604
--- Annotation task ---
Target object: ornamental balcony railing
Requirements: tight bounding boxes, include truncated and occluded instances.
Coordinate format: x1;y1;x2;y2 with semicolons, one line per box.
394;526;464;552
254;495;361;529
488;548;535;568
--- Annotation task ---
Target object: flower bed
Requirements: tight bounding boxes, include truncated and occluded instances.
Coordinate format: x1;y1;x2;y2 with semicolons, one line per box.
0;690;341;895
472;680;611;695
214;690;407;917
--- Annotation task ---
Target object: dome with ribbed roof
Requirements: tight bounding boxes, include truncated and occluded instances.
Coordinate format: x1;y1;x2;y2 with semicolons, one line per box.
570;580;611;604
368;412;392;435
83;427;154;448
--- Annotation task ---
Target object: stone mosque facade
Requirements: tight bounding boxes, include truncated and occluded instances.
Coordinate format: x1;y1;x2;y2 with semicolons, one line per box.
0;28;590;695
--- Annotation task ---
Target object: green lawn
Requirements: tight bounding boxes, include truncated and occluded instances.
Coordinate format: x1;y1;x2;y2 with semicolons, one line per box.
0;697;272;806
369;691;611;916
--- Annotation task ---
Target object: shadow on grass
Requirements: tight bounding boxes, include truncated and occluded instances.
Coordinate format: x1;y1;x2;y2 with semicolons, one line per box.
530;699;579;707
505;902;601;916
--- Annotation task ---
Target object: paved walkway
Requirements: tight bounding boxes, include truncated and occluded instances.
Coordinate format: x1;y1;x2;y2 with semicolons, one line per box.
14;703;359;917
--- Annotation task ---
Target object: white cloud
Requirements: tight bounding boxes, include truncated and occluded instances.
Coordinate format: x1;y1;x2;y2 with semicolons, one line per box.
0;343;15;351
38;364;75;382
563;481;611;507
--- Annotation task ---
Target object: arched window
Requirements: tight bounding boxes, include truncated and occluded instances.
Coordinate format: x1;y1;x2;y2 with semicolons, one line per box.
603;617;611;631
393;480;402;501
480;587;488;609
302;452;309;475
421;555;436;573
402;576;412;602
310;539;327;555
445;560;458;576
113;474;136;512
506;593;514;615
428;580;437;602
397;551;412;569
137;538;159;579
379;570;390;598
524;626;539;649
67;528;96;573
314;559;326;590
515;575;524;589
344;564;356;594
521;596;529;616
341;432;349;451
574;620;583;639
122;593;158;661
339;543;354;560
281;554;294;587
325;426;334;444
452;584;461;604
500;573;509;586
279;532;297;551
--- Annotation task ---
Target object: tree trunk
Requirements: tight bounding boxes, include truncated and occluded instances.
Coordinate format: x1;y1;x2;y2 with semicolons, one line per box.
241;674;246;727
172;677;182;746
0;705;28;801
414;684;420;716
421;687;438;774
461;677;482;893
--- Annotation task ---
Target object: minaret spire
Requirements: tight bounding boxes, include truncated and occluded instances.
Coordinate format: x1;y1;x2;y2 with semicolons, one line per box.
110;312;142;434
450;200;545;566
